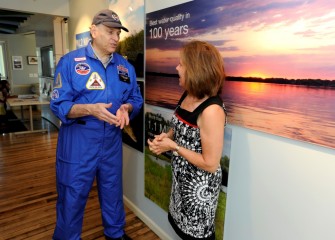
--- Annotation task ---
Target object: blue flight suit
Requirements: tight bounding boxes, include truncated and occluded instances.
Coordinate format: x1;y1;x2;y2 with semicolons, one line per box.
50;42;143;240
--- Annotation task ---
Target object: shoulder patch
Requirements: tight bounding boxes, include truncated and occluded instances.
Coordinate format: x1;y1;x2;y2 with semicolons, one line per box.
53;73;62;88
86;72;105;90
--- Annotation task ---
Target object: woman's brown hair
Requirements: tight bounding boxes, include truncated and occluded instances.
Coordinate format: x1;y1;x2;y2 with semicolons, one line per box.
180;40;225;99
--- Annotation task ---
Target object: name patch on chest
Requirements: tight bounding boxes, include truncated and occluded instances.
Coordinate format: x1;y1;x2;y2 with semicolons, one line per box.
86;72;105;90
74;57;86;62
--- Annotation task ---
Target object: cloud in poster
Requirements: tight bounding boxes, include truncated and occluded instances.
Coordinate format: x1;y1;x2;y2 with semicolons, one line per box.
146;0;335;79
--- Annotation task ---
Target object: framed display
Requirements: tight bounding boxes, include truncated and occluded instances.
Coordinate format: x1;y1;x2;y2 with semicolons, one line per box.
12;56;23;70
27;56;38;65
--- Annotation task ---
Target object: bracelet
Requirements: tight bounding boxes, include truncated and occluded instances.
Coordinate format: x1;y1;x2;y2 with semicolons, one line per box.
173;144;180;156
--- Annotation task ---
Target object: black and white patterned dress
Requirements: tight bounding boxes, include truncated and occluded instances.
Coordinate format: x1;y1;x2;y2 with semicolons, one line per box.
168;92;226;240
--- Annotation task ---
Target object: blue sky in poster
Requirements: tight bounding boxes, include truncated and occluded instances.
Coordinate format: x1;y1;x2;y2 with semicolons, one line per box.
109;0;144;39
146;0;335;80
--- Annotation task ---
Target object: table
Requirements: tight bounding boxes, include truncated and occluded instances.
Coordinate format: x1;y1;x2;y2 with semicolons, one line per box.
6;96;50;134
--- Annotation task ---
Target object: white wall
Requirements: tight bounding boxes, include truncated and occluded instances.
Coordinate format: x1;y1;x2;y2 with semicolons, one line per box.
0;33;38;94
68;0;108;51
225;125;335;240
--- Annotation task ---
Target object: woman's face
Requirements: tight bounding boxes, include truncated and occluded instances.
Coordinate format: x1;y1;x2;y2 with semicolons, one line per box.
176;58;186;87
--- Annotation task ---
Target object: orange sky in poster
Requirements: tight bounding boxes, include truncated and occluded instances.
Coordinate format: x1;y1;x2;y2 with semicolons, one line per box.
146;0;335;80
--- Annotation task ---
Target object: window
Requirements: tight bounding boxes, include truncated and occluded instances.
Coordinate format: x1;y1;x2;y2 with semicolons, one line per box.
0;41;8;80
40;45;55;78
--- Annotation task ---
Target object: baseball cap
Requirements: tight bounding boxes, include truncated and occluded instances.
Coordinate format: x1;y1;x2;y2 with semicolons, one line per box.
92;9;129;32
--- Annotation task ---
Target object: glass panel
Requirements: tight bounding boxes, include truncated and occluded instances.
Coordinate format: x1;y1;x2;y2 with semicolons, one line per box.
41;45;55;78
0;41;8;80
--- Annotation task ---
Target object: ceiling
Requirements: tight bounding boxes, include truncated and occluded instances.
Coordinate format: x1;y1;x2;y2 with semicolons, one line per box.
0;9;33;34
0;9;56;47
0;9;55;36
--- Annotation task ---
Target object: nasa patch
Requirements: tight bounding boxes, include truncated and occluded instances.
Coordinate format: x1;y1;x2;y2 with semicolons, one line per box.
75;63;91;75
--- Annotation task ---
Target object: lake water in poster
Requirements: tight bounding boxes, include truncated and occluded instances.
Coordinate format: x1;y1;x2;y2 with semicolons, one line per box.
145;74;335;149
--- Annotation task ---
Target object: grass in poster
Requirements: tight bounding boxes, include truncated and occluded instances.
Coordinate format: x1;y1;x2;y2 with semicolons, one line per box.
215;191;226;240
144;148;172;211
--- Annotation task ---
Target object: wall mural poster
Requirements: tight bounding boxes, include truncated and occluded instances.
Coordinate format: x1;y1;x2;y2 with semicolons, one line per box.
144;104;232;240
146;0;335;149
122;81;144;152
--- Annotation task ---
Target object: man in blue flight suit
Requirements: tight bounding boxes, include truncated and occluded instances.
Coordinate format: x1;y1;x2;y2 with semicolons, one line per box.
50;9;143;240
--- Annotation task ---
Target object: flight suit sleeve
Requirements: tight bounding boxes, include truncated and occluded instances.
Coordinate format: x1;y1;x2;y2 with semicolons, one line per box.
50;56;76;125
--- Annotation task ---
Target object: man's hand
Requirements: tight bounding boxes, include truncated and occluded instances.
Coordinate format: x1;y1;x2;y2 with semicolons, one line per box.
87;103;120;125
116;103;131;129
68;103;132;128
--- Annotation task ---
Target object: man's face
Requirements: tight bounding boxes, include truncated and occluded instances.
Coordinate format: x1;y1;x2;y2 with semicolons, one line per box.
91;24;121;54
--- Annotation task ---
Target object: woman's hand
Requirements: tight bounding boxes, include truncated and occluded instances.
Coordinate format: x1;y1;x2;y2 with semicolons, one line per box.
147;134;175;155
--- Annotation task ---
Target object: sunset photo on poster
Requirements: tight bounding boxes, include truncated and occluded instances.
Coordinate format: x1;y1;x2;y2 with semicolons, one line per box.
145;0;335;149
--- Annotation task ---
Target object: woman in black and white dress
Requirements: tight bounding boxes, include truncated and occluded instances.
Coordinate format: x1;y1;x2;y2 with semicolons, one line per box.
148;40;227;240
